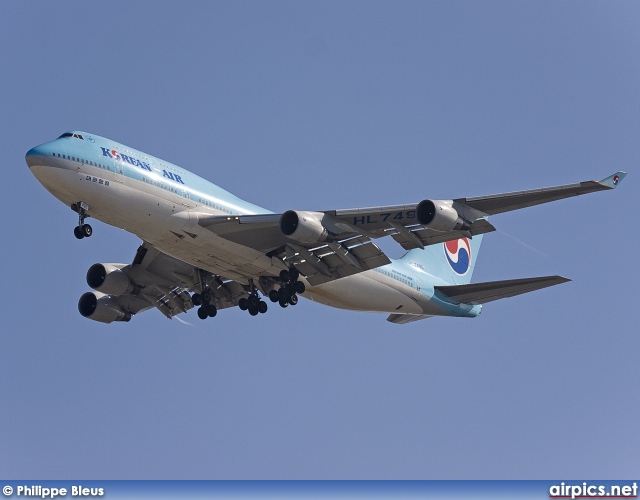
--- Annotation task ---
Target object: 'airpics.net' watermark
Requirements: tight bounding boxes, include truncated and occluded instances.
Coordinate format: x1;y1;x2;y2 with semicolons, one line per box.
549;482;638;499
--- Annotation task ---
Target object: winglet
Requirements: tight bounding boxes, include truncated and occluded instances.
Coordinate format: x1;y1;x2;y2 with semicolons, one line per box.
599;171;627;189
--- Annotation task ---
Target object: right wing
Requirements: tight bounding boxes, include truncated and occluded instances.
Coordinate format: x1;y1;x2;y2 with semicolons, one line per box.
454;171;626;215
197;171;625;285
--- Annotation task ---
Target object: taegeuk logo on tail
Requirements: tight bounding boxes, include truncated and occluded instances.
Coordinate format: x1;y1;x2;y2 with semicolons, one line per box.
443;237;472;276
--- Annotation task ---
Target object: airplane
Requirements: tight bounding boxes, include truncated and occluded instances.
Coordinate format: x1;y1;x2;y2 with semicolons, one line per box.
25;131;626;325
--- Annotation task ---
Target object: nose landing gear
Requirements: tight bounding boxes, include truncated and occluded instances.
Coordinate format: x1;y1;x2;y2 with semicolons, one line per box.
72;202;92;239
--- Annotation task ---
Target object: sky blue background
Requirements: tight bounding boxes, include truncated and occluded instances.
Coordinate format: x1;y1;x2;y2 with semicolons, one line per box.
1;1;638;479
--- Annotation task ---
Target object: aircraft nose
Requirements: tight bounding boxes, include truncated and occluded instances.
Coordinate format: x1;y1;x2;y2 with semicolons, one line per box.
26;144;47;168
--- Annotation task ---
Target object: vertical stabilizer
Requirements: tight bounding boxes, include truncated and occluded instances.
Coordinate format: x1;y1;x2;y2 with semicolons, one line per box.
400;235;483;285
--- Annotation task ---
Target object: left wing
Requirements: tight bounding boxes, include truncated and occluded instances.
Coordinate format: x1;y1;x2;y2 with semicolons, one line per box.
79;242;249;323
197;171;625;285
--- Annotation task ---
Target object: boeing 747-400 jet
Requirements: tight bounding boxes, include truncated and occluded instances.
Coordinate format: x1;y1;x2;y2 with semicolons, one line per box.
26;132;626;325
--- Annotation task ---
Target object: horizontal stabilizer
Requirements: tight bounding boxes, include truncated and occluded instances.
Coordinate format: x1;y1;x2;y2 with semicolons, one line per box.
386;313;434;324
435;275;570;304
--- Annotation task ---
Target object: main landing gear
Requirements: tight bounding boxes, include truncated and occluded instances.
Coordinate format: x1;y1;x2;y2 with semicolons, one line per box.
72;202;92;239
238;280;268;317
267;268;305;309
192;289;218;320
191;268;304;320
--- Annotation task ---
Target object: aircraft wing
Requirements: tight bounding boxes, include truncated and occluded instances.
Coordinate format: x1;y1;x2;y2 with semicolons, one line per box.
197;171;625;285
454;171;626;215
85;241;249;322
198;214;394;285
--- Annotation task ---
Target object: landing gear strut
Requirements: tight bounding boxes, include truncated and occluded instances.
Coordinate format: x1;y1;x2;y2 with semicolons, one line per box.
72;202;92;239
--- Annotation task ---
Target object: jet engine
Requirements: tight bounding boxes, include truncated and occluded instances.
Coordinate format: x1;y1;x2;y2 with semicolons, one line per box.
280;210;329;244
416;200;470;232
86;263;134;296
78;292;131;323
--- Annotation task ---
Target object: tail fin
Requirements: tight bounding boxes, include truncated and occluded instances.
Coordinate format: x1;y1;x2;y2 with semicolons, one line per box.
400;235;484;285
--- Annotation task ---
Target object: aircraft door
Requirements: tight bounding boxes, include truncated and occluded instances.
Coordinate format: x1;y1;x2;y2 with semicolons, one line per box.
412;278;423;300
113;155;124;183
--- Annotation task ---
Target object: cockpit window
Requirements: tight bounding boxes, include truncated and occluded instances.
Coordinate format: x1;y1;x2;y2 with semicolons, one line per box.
57;132;84;140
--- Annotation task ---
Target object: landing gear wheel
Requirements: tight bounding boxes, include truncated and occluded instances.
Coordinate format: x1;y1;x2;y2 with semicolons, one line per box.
279;298;289;308
295;281;305;294
238;298;248;311
192;293;202;306
268;290;279;302
201;290;212;304
279;269;290;283
258;301;268;314
288;294;298;306
74;226;84;239
81;224;93;238
248;305;259;316
207;305;217;317
197;307;208;320
278;288;289;302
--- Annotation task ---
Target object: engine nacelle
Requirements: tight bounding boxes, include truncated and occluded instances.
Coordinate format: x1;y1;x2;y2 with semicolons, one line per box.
416;200;469;232
78;292;131;323
86;263;134;296
280;210;329;244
